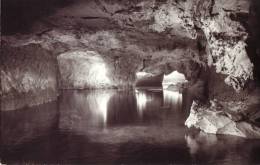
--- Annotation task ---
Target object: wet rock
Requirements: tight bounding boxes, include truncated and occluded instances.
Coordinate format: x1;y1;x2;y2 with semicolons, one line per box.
185;101;260;138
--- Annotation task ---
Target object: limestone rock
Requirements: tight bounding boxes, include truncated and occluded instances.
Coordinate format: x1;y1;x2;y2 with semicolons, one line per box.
201;14;254;91
185;101;260;138
57;50;113;89
1;44;58;111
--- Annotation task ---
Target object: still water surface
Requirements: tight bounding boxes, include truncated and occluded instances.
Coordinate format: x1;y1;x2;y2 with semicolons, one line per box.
1;89;260;164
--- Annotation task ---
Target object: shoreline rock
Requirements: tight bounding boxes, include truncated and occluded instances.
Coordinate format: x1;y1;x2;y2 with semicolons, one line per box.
185;101;260;138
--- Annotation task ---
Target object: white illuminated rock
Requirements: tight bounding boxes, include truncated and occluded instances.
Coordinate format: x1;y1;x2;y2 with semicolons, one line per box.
58;50;112;89
185;101;260;138
162;71;187;89
136;72;153;79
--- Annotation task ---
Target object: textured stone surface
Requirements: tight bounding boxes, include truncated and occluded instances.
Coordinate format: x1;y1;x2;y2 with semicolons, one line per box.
1;43;58;110
2;0;255;91
149;0;254;91
185;101;260;138
58;50;113;89
2;28;200;89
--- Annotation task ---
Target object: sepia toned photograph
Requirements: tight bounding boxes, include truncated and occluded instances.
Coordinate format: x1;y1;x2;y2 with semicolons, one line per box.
1;0;260;164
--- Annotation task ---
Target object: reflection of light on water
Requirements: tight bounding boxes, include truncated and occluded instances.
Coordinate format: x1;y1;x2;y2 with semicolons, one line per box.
97;93;111;124
88;91;113;126
185;132;218;157
163;90;182;108
185;135;199;155
135;89;152;116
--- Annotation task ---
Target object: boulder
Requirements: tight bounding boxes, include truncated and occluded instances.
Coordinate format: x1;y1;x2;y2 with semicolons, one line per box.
185;101;260;138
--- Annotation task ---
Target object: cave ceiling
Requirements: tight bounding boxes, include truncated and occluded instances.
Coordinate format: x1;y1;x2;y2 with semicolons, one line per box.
2;0;204;69
2;0;259;91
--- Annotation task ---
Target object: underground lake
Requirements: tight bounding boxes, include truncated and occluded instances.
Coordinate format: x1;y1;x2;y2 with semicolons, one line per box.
1;88;260;164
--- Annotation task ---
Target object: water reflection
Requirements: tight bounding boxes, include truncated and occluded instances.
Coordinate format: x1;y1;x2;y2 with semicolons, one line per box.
135;88;183;115
2;89;260;164
1;101;59;146
59;90;115;131
135;89;153;116
185;131;260;165
89;92;111;124
163;90;182;110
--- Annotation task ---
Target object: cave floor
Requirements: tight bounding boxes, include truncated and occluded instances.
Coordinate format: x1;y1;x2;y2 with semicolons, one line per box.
1;89;260;164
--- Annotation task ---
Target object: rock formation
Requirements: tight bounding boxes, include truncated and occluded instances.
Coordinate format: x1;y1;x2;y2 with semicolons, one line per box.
58;50;112;89
1;0;259;137
185;101;260;138
1;43;58;110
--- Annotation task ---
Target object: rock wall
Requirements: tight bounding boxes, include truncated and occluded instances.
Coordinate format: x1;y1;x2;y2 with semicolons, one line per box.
57;50;141;89
1;43;58;110
57;50;113;89
149;0;255;91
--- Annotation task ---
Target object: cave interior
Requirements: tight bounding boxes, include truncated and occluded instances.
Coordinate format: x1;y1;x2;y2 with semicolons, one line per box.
1;0;260;164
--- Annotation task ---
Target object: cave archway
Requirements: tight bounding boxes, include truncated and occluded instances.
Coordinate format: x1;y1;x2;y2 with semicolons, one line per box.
134;69;188;113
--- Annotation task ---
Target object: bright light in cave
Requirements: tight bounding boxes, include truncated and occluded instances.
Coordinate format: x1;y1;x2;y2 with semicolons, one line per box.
162;71;187;89
136;72;153;79
89;63;111;84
